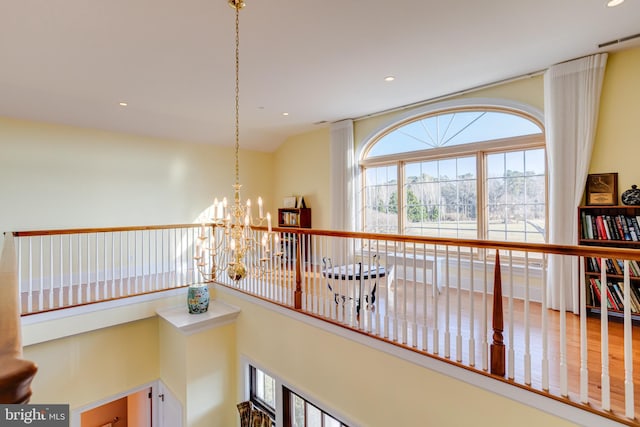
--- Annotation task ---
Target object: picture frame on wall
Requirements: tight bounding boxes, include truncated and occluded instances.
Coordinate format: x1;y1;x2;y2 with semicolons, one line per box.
283;196;297;208
586;172;618;206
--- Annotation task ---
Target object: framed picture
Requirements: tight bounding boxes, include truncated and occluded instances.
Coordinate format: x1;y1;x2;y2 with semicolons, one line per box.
283;196;297;208
586;173;618;205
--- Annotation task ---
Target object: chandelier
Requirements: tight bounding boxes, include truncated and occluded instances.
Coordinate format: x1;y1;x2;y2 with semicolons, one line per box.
195;0;280;282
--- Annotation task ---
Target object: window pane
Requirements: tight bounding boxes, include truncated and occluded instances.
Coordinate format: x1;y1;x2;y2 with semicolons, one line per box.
252;367;276;410
364;164;398;233
263;372;275;408
323;414;341;427
256;369;264;400
404;157;477;238
486;149;546;242
307;404;322;427
292;394;305;427
366;110;542;158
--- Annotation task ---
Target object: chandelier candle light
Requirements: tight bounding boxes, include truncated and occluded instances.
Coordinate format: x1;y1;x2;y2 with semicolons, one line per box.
195;0;280;284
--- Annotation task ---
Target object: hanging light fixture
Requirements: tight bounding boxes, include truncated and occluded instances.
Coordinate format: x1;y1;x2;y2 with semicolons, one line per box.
195;0;280;282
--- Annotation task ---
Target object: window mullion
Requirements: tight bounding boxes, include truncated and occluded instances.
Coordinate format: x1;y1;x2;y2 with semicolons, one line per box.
478;152;486;240
398;161;405;235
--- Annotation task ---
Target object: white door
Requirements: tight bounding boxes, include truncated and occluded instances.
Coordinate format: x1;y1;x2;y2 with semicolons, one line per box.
157;382;182;427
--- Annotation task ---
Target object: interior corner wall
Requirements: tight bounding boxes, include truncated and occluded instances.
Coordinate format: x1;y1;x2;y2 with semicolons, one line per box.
273;128;331;229
218;291;578;427
22;317;160;409
0;116;274;231
590;46;640;194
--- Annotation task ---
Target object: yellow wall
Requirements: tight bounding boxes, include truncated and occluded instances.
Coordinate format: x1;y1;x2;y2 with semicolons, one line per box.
23;317;159;408
185;323;237;427
218;290;577;427
273;128;331;229
591;46;640;197
158;318;237;427
0;117;274;231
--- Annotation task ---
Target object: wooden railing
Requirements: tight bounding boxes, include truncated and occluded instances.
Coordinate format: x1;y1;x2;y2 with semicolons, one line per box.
13;224;207;314
218;227;640;426
11;224;640;425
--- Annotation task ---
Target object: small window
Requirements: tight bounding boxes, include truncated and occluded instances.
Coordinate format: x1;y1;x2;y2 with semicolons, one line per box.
283;387;348;427
250;365;276;421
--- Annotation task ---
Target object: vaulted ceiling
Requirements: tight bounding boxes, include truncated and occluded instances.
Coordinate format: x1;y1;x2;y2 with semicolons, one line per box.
1;0;639;151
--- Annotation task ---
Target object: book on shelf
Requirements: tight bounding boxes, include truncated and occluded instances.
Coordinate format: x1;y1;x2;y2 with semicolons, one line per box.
585;256;640;277
581;213;640;241
588;277;640;313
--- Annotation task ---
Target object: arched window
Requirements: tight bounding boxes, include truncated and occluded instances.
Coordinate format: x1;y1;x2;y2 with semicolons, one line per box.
360;104;546;242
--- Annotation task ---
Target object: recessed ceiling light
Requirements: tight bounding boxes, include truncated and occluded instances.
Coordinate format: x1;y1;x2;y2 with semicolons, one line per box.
119;102;128;107
607;0;624;7
282;112;289;116
384;76;395;82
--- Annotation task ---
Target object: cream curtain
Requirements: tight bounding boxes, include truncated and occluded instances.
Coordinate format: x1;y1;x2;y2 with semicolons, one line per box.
330;119;356;231
545;53;608;312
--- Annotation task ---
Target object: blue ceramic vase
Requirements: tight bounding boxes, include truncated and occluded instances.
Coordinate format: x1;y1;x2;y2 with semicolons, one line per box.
187;284;210;314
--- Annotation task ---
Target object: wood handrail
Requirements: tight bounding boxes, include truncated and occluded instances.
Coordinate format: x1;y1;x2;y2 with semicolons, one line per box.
12;223;205;237
11;225;640;261
272;227;640;260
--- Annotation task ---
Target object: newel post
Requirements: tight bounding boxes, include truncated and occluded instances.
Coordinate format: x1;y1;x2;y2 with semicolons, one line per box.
294;234;303;309
490;250;506;376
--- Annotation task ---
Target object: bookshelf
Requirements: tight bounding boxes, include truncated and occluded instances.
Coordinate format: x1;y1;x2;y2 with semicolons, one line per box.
277;208;311;228
578;205;640;319
277;208;311;265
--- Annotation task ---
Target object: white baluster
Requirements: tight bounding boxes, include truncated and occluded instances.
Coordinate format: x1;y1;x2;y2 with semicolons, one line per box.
524;252;531;385
623;259;634;419
579;257;588;402
111;233;115;297
468;246;475;367
482;248;488;371
39;236;43;310
444;245;450;359
541;254;549;391
600;258;610;408
507;251;514;379
119;232;124;297
401;241;407;344
422;243;428;352
412;244;418;347
65;235;69;307
384;239;390;339
49;236;54;309
456;246;462;362
432;245;439;355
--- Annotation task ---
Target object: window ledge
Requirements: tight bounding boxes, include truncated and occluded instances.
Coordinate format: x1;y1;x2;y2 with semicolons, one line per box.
156;300;240;335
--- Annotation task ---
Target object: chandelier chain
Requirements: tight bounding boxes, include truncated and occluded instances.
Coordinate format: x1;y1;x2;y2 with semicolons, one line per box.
234;3;240;192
